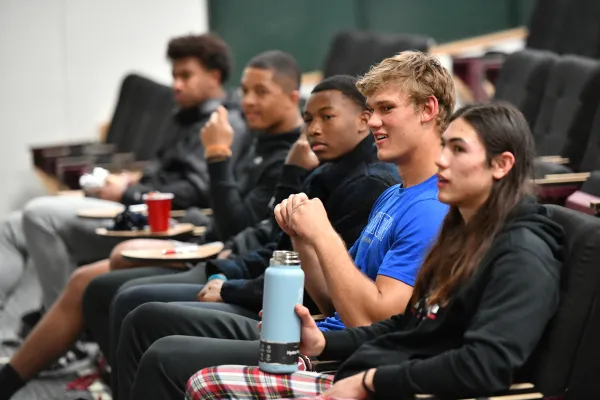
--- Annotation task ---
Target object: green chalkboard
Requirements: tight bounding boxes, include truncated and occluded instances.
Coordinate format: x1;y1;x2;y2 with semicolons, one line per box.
209;0;536;86
209;0;359;87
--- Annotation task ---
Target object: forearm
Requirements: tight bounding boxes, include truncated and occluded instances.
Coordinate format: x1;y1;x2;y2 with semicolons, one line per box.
320;316;401;361
208;158;251;239
313;230;385;327
292;237;334;316
220;278;263;312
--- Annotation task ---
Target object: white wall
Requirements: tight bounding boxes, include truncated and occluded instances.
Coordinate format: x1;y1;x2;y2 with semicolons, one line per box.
0;0;208;215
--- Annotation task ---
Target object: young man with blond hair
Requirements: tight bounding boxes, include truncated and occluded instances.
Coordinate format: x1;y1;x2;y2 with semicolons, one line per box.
118;51;456;400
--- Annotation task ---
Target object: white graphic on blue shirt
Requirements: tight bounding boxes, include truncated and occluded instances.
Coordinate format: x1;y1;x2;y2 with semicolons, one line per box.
364;212;394;241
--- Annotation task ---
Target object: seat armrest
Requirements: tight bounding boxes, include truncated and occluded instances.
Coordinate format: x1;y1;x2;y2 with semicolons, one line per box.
430;27;527;58
301;71;323;86
537;155;570;165
533;172;590;185
415;383;541;399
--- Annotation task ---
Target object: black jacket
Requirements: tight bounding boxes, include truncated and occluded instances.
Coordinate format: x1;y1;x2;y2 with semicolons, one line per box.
209;135;402;311
320;199;564;400
204;128;301;241
120;99;249;210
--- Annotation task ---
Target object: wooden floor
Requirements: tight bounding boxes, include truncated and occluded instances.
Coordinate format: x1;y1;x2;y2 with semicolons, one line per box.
0;266;98;400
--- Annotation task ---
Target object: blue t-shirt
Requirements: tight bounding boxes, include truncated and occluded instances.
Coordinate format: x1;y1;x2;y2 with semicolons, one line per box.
317;175;449;331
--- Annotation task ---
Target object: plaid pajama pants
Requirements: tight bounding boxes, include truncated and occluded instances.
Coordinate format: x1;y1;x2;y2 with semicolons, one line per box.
185;365;338;400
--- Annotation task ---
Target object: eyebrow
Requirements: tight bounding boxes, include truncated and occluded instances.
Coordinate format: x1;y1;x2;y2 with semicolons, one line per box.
366;99;394;109
442;137;471;146
304;106;335;115
318;106;335;112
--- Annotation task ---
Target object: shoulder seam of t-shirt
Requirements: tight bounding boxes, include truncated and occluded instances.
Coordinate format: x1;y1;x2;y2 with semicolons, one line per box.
374;184;402;207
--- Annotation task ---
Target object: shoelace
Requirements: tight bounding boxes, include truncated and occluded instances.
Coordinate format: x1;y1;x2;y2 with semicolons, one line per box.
65;355;108;392
65;372;100;391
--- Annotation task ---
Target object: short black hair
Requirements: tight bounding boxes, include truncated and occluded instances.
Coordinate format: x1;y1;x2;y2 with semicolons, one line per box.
311;75;368;110
167;33;232;83
246;50;301;91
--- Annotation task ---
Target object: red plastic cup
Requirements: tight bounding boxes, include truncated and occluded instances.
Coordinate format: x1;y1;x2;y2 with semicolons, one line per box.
143;192;174;233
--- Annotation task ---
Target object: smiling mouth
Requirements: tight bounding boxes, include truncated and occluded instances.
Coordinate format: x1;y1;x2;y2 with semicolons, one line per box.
374;133;388;142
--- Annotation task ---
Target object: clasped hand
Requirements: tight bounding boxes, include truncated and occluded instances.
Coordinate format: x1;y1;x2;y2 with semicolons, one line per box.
273;193;333;244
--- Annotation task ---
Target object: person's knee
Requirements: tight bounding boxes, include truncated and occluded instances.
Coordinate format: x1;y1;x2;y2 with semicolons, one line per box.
0;210;26;253
137;336;181;375
109;239;158;270
121;302;165;334
109;241;133;270
113;286;153;323
22;196;61;232
186;367;212;395
67;266;104;301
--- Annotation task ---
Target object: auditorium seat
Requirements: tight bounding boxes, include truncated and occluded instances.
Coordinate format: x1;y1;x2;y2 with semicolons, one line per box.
102;73;175;162
323;30;434;78
31;74;176;190
531;55;600;177
493;49;557;129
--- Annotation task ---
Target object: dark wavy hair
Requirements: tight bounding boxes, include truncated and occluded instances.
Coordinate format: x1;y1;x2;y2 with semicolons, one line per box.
413;102;535;306
167;33;232;83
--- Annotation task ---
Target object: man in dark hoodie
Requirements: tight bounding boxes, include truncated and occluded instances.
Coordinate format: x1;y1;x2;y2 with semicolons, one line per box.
0;33;249;316
186;104;564;400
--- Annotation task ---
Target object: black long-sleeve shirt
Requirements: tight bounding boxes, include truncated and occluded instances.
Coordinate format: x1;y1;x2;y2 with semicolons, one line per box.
320;200;564;400
205;128;301;241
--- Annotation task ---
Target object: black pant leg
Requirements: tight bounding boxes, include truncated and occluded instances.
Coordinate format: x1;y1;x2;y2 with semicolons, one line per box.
109;283;203;397
132;336;260;400
116;302;260;400
118;262;208;291
81;266;182;357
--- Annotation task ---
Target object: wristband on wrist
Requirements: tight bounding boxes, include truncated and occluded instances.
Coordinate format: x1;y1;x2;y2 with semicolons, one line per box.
205;145;232;160
207;273;227;282
362;370;375;397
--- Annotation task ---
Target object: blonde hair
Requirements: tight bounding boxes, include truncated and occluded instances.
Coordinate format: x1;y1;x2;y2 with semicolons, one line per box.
356;51;456;133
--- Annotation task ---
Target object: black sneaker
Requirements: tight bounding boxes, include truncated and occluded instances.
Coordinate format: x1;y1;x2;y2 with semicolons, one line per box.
37;342;98;379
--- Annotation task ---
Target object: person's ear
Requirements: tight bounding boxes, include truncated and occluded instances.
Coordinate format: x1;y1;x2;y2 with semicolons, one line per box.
491;151;515;180
358;110;371;132
289;89;300;106
207;69;222;86
421;96;439;125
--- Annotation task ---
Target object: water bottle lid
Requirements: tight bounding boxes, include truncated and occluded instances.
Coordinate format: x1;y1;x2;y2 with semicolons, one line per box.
270;250;300;266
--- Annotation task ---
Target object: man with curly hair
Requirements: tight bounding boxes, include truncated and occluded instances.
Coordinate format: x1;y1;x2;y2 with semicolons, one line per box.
0;33;249;383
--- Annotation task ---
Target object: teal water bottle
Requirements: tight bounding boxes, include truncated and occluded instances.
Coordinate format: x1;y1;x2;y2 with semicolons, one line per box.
259;250;305;373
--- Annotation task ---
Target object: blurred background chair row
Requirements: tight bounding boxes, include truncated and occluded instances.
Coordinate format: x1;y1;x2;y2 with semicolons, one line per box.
30;0;600;219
